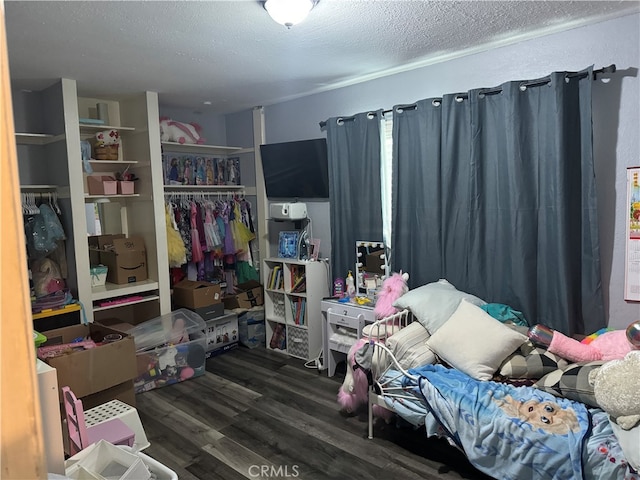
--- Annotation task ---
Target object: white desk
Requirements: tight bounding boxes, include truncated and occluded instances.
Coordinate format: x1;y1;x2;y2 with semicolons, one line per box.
321;299;377;377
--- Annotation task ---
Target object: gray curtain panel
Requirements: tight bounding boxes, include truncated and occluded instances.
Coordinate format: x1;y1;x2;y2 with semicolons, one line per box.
392;67;605;336
324;111;384;283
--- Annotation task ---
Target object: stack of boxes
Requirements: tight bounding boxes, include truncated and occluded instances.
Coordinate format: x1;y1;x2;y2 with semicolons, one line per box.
172;280;239;358
223;280;265;349
88;234;148;285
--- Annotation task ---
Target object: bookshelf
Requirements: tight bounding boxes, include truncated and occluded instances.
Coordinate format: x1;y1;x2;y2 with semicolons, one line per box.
263;258;329;360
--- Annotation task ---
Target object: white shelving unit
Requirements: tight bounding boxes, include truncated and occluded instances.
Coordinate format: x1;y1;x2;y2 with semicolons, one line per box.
263;257;329;361
13;80;267;326
13;78;170;324
75;91;169;324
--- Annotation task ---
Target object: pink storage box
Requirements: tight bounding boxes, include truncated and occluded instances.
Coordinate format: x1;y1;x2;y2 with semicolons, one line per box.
88;176;117;195
118;181;135;195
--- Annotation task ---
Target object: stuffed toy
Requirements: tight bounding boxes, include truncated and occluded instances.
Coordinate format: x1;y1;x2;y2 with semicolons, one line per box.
336;338;394;422
528;321;640;363
337;271;410;417
94;129;119;146
159;117;205;145
373;271;409;319
337;338;370;413
589;350;640;430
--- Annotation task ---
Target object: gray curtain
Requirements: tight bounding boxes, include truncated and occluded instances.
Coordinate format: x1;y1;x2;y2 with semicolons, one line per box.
324;111;384;282
392;68;605;336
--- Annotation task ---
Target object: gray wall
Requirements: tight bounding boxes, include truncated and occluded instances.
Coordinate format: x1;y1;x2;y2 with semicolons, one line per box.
259;13;640;330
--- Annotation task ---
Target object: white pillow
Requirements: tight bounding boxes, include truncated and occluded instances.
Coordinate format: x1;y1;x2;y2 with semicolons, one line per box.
609;417;640;471
393;279;486;334
426;299;527;381
386;322;436;370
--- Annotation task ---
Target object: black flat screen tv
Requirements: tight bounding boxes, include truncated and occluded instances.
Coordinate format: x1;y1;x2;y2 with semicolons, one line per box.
260;138;329;199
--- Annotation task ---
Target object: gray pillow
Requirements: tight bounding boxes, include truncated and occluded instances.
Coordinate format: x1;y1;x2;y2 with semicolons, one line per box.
534;361;605;407
393;279;486;334
499;341;570;379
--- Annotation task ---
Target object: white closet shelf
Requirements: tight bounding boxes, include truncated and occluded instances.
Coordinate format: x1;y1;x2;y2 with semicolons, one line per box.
84;194;141;201
88;159;139;165
79;124;136;131
161;141;252;155
20;184;58;190
15;132;66;145
91;279;159;301
163;184;245;190
93;294;160;312
88;160;140;172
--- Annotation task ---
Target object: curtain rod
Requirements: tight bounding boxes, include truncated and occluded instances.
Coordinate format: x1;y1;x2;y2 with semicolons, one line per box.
319;64;616;128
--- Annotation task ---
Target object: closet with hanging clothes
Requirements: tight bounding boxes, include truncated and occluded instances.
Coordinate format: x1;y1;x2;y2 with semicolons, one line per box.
13;78;266;327
164;189;259;292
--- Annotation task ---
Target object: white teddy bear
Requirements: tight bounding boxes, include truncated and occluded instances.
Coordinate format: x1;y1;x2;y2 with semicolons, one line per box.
159;117;205;145
589;350;640;430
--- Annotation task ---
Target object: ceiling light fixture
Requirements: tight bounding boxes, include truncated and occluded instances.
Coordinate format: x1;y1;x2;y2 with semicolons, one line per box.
263;0;317;28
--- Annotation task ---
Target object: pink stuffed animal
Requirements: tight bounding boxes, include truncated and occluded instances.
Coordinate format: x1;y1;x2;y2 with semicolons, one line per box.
159;117;205;145
337;338;394;422
528;322;640;363
373;271;409;319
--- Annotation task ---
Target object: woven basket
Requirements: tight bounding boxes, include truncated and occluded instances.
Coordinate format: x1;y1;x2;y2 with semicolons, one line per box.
94;144;119;160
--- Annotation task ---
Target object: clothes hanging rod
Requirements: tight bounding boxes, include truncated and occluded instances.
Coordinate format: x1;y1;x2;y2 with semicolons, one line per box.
319;64;616;128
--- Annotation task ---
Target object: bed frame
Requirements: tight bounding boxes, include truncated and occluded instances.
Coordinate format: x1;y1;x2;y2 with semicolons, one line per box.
362;312;637;480
364;309;418;439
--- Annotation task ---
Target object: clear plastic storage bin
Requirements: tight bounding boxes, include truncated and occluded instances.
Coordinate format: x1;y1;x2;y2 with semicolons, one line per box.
129;309;207;394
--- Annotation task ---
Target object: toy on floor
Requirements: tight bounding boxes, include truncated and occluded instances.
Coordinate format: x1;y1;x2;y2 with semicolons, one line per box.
528;321;640;363
589;350;640;430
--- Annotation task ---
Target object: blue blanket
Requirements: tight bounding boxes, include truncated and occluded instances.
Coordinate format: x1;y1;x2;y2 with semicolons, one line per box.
409;364;590;480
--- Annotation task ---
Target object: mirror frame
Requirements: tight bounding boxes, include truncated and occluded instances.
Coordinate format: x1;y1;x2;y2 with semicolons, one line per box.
355;240;390;292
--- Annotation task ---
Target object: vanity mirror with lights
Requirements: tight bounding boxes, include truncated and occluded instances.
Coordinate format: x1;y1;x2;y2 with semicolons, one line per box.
355;240;390;293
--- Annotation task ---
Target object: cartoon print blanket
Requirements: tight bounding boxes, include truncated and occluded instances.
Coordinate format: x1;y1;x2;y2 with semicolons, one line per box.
409;364;589;480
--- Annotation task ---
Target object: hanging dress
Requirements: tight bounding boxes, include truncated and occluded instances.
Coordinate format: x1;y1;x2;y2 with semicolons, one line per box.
166;202;187;267
190;202;204;263
230;201;255;256
174;201;192;263
203;202;222;250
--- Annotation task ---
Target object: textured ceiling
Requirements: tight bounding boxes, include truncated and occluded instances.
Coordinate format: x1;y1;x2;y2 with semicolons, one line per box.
5;1;639;113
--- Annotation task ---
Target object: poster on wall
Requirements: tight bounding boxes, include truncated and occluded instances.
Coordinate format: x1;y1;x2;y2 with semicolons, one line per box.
625;167;640;301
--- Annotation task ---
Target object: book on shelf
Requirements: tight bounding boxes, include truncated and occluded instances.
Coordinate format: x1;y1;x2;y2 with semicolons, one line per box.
291;275;306;293
269;266;281;289
290;297;306;325
290;265;306;293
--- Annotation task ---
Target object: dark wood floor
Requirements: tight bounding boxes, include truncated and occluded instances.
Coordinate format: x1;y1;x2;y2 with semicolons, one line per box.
135;345;493;480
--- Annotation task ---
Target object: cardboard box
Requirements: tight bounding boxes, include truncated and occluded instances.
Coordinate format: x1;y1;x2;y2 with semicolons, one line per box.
87;175;117;195
40;323;137;404
82;380;136;410
173;280;222;310
100;236;148;284
130;309;207;394
223;280;264;310
238;307;265;349
204;311;238;353
88;234;125;266
189;303;225;322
